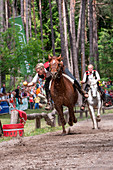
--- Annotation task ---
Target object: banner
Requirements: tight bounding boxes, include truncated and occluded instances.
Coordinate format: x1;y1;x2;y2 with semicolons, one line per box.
9;16;26;45
9;16;31;74
0;101;9;114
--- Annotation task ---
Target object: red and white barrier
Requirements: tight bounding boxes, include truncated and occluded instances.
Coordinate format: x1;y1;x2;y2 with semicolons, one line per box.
3;110;27;137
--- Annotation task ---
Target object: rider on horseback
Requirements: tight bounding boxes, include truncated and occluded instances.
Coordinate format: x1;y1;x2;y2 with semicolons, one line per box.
80;64;109;110
27;57;88;110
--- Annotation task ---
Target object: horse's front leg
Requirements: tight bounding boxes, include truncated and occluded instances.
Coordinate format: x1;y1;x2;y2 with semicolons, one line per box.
55;105;66;135
96;100;101;122
89;105;97;129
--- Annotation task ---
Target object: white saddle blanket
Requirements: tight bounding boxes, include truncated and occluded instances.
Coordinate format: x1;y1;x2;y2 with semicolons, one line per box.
49;74;74;90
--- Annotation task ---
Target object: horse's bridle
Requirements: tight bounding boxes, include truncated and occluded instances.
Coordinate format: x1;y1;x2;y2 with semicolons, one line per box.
49;59;62;79
90;83;98;97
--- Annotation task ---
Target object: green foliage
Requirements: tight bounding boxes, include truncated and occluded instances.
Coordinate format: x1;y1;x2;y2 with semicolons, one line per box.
1;0;113;85
98;28;113;79
0;27;24;77
22;36;48;73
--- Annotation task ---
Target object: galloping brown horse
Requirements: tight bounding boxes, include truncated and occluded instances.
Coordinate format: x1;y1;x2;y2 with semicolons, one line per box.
49;55;78;135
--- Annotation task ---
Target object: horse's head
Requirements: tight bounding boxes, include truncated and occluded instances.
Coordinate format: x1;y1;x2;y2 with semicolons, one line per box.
49;54;63;79
89;78;98;98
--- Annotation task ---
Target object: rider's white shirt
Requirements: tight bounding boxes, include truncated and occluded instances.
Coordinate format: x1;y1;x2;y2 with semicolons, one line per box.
83;70;100;83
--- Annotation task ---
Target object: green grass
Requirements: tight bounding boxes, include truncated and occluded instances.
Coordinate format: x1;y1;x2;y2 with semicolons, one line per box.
0;107;113;142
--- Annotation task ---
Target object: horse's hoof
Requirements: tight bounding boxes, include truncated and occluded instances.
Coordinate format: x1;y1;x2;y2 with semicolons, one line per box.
67;128;71;134
74;117;77;123
92;127;97;130
96;116;101;122
68;121;73;126
61;131;66;136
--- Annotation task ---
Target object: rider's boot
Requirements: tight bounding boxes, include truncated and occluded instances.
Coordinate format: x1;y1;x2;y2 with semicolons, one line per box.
74;80;88;98
45;90;52;110
80;97;87;111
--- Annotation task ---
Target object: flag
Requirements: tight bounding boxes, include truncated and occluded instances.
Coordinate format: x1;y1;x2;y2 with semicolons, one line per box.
9;16;31;74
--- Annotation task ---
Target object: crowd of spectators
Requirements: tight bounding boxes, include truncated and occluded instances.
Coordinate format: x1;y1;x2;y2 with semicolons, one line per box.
100;81;113;106
0;79;47;112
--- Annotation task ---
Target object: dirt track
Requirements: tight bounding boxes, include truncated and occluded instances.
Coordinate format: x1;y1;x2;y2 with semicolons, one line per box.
0;113;113;170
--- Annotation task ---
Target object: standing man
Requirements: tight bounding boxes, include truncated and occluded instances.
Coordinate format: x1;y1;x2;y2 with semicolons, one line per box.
1;83;6;94
1;83;7;100
15;85;22;109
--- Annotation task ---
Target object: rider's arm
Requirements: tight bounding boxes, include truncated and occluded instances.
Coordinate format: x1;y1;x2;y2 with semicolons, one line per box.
81;72;87;84
28;73;39;86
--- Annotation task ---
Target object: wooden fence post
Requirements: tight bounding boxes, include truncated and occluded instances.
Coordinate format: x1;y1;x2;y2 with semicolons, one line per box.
52;115;56;127
102;108;105;114
35;118;41;129
10;110;19;124
58;115;62;126
85;110;88;117
65;113;69;123
80;111;83;119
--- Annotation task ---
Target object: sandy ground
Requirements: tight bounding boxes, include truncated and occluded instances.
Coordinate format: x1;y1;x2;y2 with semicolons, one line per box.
0;113;113;170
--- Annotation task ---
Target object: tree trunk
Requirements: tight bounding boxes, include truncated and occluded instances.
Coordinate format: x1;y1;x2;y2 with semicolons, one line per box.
32;0;37;35
77;2;82;54
12;0;16;18
62;0;70;70
39;0;45;62
7;0;11;18
26;0;29;42
64;0;73;73
49;0;55;55
0;0;4;88
1;0;5;84
5;0;8;30
81;0;86;79
56;0;67;67
93;0;99;72
70;0;79;80
28;0;32;38
88;0;94;64
21;0;24;26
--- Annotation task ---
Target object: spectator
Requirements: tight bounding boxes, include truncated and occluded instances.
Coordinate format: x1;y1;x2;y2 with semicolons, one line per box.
29;94;34;109
36;84;41;96
15;85;22;108
22;89;27;98
34;94;40;109
1;83;6;94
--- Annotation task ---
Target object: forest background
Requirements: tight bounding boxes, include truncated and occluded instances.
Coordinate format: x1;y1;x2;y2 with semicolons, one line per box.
0;0;113;92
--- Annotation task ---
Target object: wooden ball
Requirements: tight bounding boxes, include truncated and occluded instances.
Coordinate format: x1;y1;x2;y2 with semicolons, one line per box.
23;81;28;86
